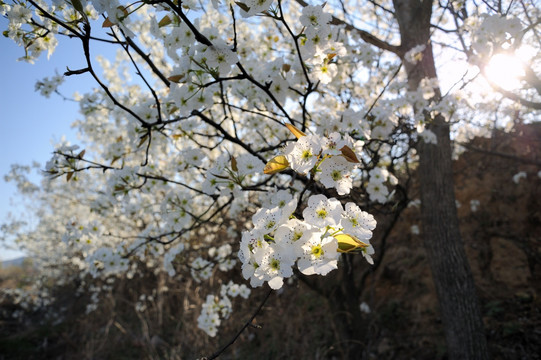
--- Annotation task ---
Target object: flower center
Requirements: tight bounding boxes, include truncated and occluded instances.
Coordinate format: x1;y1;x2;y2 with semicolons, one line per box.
270;258;280;271
311;245;323;259
331;170;342;180
301;150;312;160
316;209;327;219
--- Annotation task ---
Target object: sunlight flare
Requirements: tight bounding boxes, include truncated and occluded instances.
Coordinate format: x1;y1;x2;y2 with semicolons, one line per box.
484;53;525;90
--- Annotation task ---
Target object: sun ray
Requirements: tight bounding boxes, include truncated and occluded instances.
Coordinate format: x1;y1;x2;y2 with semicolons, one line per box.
484;53;525;91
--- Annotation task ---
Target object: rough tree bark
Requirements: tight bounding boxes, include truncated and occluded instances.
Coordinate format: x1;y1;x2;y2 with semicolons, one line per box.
391;0;490;358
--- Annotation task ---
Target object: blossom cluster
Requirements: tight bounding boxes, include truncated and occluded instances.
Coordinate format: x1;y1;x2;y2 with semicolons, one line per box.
366;167;394;204
470;14;522;56
190;243;237;282
44;143;84;181
280;130;362;195
0;286;52;318
239;192;376;290
202;153;265;196
35;74;64;98
197;281;251;336
163;242;186;277
299;5;343;84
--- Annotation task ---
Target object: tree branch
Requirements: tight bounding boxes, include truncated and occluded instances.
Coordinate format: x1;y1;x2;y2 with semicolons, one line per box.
456;141;541;166
207;289;273;360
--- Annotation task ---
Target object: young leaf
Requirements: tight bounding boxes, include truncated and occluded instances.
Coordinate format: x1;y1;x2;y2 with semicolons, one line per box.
335;233;369;253
212;173;231;180
158;15;172;27
71;0;85;14
235;2;251;12
117;6;129;18
102;17;114;28
285;123;306;139
167;74;185;83
138;134;149;148
340;145;361;163
102;6;129;27
263;155;289;175
231;156;238;172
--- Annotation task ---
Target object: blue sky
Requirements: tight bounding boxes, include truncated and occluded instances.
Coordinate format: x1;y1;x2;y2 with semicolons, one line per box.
0;17;96;261
0;9;148;262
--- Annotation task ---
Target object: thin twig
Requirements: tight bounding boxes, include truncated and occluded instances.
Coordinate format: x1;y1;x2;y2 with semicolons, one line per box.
207;289;273;360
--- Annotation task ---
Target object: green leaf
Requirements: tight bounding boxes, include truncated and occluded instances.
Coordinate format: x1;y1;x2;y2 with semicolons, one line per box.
263;155;289;175
158;15;172;27
70;0;88;23
70;0;85;14
335;233;369;253
138;134;149;148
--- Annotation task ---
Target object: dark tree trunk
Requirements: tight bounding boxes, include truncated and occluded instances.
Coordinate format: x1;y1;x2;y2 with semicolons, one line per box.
418;113;489;359
391;0;490;358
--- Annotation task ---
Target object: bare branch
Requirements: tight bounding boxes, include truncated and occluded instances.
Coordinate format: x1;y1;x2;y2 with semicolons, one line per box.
207;289;273;360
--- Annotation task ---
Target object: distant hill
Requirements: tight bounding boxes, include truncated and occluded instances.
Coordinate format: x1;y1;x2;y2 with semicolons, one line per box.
0;256;26;268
